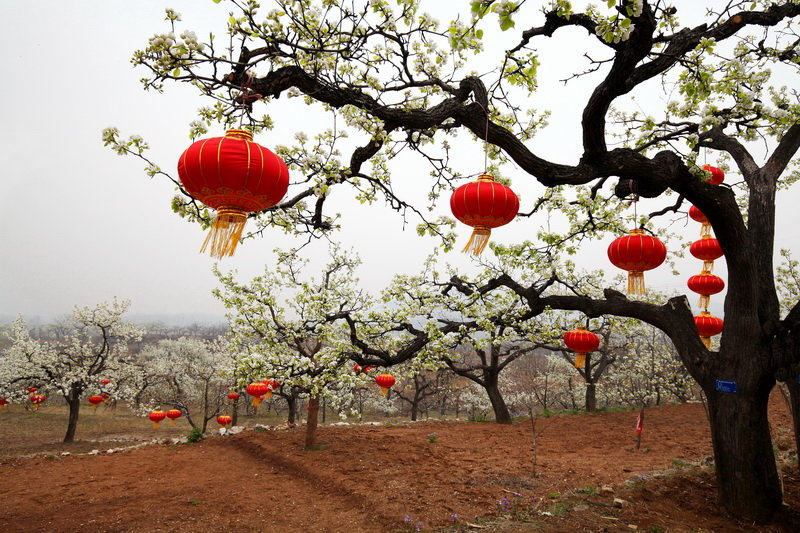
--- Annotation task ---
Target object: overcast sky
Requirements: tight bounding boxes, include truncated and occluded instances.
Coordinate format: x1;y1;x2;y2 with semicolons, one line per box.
1;1;793;324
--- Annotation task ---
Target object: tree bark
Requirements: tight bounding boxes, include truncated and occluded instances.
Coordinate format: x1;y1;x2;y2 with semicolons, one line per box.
485;378;512;424
706;387;782;522
410;402;418;422
304;396;320;450
782;378;800;460
585;382;597;412
286;394;298;424
63;390;82;443
231;397;239;427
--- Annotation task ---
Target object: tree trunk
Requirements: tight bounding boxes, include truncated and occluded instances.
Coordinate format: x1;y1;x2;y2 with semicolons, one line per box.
485;379;512;424
304;396;320;450
783;378;800;460
585;382;597;412
410;402;418;422
286;394;298;424
232;397;239;427
63;391;81;443
706;387;782;522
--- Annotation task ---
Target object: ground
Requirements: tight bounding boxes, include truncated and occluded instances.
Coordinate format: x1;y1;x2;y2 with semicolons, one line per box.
0;394;798;532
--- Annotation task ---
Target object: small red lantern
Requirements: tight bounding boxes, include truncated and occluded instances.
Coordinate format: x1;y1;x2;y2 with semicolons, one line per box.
100;379;111;385
101;393;111;403
246;382;270;406
217;415;233;428
226;392;240;401
607;229;667;295
702;164;725;185
690;236;723;272
29;394;46;409
687;272;725;309
166;409;183;424
450;174;519;255
88;395;104;409
375;373;396;396
0;398;9;410
688;205;712;237
177;129;290;258
563;327;600;369
363;366;374;373
694;311;724;349
353;364;362;373
27;387;38;394
148;410;166;428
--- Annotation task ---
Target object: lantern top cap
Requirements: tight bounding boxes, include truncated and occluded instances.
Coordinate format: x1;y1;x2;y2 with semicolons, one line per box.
573;326;588;331
477;174;495;182
629;228;645;235
224;129;254;141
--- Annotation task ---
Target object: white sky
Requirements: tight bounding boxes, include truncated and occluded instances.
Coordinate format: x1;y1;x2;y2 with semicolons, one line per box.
1;1;795;323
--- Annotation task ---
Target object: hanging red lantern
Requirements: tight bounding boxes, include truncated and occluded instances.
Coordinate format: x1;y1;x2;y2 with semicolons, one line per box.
246;382;270;406
100;379;111;385
148;410;166;428
375;373;396;396
29;394;46;409
177;129;290;258
226;392;240;401
687;272;725;309
217;415;233;428
607;229;667;295
563;327;600;369
166;409;183;424
353;364;362;373
694;311;724;349
702;164;725;185
0;398;9;410
362;366;374;373
87;395;104;409
27;387;38;394
690;236;723;272
450;174;519;255
101;393;111;403
688;205;712;237
266;380;280;399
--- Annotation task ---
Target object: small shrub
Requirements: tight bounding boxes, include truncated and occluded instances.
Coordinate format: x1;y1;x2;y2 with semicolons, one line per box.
186;427;204;443
427;433;437;443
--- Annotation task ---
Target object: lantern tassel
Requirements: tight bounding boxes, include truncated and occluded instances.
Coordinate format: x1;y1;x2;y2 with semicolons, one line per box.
699;295;710;309
200;209;248;258
703;260;715;272
380;387;390;396
264;391;273;400
252;397;263;407
462;227;491;256
700;222;711;237
152;421;160;429
701;336;711;349
574;353;587;369
627;271;646;295
168;418;175;425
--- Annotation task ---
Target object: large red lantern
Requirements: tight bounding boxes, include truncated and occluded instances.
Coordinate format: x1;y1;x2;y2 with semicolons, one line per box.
88;395;104;409
702;164;725;185
563;327;600;369
694;311;724;349
166;409;183;424
607;229;667;295
690;236;723;272
226;392;240;401
450;174;519;255
177;129;290;258
29;394;46;409
375;373;396;396
217;415;233;428
246;382;270;406
687;272;725;309
148;410;166;429
688;205;712;237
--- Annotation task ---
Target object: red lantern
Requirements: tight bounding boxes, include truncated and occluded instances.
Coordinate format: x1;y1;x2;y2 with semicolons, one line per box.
450;174;519;255
166;409;183;424
0;398;9;410
702;164;725;185
148;410;166;429
563;327;600;369
690;236;723;272
694;311;724;349
101;393;111;403
687;272;725;309
27;387;38;394
375;373;396;396
688;205;712;237
100;379;111;385
246;382;270;406
88;395;104;409
363;366;374;373
177;129;290;258
217;415;233;428
607;229;667;295
353;364;362;373
29;394;46;409
226;392;240;401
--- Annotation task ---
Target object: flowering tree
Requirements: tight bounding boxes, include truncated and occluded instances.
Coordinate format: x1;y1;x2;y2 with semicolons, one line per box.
392;368;451;421
112;0;800;521
0;299;143;442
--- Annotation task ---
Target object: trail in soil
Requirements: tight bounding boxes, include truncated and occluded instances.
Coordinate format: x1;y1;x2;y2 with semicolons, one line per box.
0;398;793;532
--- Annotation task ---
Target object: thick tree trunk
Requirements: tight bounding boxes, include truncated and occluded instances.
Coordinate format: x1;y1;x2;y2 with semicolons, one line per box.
410;402;419;422
584;382;597;412
63;392;81;443
286;394;298;424
706;387;782;522
232;397;239;427
783;378;800;459
304;396;320;450
485;379;512;424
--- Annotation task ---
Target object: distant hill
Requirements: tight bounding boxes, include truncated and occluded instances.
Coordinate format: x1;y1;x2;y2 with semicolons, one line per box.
0;313;227;328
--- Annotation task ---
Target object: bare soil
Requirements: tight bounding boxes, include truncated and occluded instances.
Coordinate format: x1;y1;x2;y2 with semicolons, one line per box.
0;395;798;532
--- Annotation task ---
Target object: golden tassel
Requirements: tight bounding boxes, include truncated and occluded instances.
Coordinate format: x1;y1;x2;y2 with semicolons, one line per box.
700;222;711;237
200;208;248;258
264;391;273;400
574;353;586;369
699;294;710;309
701;336;711;349
628;271;646;295
152;421;160;429
380;387;390;396
168;418;175;425
703;260;715;272
462;226;492;256
252;396;263;407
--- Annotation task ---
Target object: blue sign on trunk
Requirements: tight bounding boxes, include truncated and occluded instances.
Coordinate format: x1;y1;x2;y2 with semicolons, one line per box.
715;380;737;393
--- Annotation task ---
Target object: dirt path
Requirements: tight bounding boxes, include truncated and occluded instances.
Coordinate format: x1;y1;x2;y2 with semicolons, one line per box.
0;399;793;532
